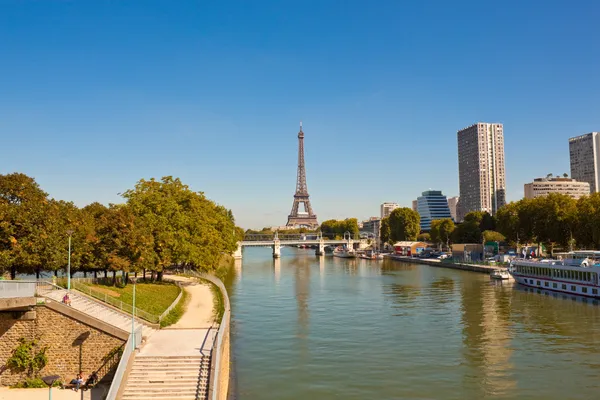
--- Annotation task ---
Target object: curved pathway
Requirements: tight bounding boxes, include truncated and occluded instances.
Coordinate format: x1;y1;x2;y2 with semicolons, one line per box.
121;275;217;400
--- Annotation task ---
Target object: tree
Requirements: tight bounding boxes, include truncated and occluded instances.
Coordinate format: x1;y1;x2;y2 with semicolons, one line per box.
563;173;569;178
496;201;520;246
388;208;420;242
417;233;430;242
380;217;391;246
430;219;455;250
483;230;505;243
123;176;239;279
0;173;49;279
319;218;359;239
452;212;482;243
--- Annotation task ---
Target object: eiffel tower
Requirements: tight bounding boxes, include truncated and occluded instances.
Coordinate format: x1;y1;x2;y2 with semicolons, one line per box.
286;122;319;229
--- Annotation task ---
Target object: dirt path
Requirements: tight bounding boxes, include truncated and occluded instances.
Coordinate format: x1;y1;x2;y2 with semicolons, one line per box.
164;275;215;328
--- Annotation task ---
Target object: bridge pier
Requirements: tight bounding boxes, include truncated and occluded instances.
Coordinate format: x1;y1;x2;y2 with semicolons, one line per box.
315;239;325;256
273;240;281;258
233;243;243;259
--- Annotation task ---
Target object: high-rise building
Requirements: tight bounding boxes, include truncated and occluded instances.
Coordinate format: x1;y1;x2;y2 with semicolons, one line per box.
416;190;452;231
447;196;459;222
380;202;399;219
457;123;506;220
569;132;600;193
411;200;418;212
524;176;590;200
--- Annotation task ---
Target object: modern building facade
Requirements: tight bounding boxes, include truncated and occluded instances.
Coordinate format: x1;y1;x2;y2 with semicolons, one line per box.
524;177;590;200
361;217;381;249
380;202;399;219
569;132;600;193
447;196;459;222
411;200;418;212
416;190;453;231
457;123;506;220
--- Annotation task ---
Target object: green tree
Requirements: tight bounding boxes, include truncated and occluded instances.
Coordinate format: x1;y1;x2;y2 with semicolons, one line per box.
0;173;49;279
123;176;238;279
452;212;482;243
380;217;391;246
482;230;506;243
388;208;420;242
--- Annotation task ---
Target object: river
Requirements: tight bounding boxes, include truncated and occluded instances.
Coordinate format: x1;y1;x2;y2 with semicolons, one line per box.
224;247;600;400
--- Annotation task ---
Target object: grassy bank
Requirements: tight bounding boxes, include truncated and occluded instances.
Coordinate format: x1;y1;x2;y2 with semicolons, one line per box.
79;281;181;316
159;288;189;327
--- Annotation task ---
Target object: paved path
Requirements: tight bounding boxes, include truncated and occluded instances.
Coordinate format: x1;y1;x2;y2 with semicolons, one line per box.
120;274;217;399
0;386;104;400
165;275;215;329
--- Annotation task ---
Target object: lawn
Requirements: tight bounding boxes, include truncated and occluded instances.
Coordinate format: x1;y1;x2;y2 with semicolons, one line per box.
81;281;181;317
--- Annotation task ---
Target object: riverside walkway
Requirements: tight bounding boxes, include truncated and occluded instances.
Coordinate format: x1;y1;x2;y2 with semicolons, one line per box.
120;275;217;400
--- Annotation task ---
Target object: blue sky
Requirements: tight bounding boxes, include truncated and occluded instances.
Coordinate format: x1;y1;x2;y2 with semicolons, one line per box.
2;1;599;229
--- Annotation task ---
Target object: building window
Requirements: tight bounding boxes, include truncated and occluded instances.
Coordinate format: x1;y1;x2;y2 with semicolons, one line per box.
537;280;541;286
545;281;549;287
593;289;598;295
582;287;588;293
571;285;577;291
562;284;567;290
553;283;558;288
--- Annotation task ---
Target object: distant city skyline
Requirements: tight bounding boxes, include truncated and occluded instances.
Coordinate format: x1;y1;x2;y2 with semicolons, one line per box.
2;1;599;229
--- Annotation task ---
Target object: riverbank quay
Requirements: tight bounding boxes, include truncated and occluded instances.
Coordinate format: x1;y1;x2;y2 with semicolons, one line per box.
385;254;497;273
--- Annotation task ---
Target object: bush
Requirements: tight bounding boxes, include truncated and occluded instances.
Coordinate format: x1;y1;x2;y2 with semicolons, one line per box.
11;377;62;388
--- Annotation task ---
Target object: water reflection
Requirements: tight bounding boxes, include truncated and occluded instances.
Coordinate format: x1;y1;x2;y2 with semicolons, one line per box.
273;257;280;283
229;248;600;400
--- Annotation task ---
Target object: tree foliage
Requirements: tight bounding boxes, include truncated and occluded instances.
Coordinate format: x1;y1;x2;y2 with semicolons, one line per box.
388;208;420;242
430;218;455;248
0;173;242;279
319;218;359;238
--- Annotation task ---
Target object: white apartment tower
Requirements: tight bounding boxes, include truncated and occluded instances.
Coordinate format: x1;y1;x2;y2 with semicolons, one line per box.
457;123;506;220
380;202;399;219
569;132;600;193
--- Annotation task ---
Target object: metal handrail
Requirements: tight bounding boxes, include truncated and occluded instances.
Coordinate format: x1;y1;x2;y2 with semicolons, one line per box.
105;326;142;400
158;282;183;323
65;279;160;323
186;272;230;400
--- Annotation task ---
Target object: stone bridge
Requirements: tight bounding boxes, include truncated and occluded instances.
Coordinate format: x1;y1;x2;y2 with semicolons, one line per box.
235;233;365;258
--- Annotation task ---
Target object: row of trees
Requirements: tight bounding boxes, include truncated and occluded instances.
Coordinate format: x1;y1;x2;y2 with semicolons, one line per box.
0;173;243;280
320;218;360;238
422;193;600;254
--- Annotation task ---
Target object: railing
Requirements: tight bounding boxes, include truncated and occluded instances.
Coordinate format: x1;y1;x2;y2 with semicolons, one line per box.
68;279;160;324
189;273;230;400
96;343;124;382
105;326;142;400
0;281;37;298
243;233;363;241
159;281;183;323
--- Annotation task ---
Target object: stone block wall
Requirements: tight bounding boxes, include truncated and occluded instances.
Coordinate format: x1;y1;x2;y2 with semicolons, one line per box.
0;306;125;386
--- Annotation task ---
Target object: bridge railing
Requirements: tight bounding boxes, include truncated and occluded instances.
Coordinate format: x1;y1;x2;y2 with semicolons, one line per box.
243;233;362;241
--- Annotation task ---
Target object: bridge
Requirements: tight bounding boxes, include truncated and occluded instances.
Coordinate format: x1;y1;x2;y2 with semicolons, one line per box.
235;233;366;258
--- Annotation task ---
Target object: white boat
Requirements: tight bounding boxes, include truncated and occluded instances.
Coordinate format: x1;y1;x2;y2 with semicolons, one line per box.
333;247;356;259
490;268;512;280
510;252;600;298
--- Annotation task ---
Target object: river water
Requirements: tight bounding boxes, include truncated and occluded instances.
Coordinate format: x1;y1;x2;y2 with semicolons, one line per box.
225;247;600;400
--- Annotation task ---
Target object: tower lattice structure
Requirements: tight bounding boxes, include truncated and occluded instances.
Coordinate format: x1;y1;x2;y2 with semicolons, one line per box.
286;123;319;229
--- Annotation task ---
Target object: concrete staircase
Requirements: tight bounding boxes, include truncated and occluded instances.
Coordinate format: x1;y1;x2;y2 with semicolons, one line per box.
121;355;211;400
41;287;156;339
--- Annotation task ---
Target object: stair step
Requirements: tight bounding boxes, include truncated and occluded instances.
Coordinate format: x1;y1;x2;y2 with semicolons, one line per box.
122;396;198;400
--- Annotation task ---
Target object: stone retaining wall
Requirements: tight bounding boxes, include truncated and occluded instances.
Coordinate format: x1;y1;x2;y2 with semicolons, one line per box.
386;255;496;273
0;305;125;386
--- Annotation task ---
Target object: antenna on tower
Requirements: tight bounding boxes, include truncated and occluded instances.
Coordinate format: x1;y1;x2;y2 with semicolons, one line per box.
300;121;303;131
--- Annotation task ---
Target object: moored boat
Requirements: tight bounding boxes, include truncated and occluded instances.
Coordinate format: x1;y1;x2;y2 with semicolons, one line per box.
490;268;512;280
510;252;600;298
333;246;356;259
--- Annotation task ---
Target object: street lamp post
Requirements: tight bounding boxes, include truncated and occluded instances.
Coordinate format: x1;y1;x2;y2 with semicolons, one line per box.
66;230;74;291
131;276;137;351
